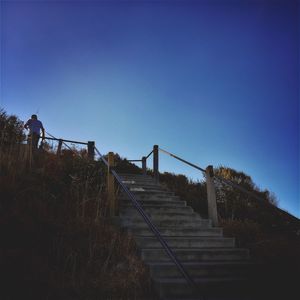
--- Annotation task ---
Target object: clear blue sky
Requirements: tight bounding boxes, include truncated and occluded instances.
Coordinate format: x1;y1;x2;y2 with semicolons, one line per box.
1;0;299;218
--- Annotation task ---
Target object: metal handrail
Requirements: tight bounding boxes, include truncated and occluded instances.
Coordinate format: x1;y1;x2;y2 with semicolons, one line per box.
94;147;198;292
43;132;88;145
127;159;142;162
127;150;153;163
145;150;153;159
159;147;206;173
35;131;79;154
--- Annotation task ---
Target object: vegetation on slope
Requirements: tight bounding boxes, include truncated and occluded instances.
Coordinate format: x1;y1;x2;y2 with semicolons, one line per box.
0;110;154;300
1;108;299;299
157;162;300;296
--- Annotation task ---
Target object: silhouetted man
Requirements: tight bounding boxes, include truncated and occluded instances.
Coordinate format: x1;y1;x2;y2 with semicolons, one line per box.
24;114;45;149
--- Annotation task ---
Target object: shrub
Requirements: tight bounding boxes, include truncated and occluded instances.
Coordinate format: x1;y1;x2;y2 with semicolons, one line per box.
0;108;25;146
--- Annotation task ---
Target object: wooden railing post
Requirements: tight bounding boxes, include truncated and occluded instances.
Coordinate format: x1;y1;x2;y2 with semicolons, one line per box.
57;139;63;156
206;165;218;227
142;156;147;175
153;145;159;183
87;141;95;160
107;152;116;216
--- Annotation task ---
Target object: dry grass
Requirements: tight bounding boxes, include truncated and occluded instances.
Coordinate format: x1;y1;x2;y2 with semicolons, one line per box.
0;144;155;300
220;218;300;298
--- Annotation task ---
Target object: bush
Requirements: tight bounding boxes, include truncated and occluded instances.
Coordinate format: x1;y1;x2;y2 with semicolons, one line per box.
0;109;25;146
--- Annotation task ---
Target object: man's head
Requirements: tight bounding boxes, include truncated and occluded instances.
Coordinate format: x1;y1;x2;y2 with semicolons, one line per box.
31;114;37;120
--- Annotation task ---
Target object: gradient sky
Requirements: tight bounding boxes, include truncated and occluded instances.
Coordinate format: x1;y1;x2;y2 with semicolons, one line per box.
1;0;299;218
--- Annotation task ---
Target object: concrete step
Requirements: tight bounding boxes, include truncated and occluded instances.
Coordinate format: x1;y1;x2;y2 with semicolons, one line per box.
120;198;187;207
121;179;161;186
135;236;235;249
120;217;212;228
121;189;174;196
122;183;167;191
119;173;154;178
120;205;194;215
122;223;214;233
120;211;200;221
140;248;249;262
119;194;181;202
148;261;253;279
121;180;167;189
129;227;222;237
153;277;249;299
119;175;156;183
120;176;156;181
119;193;180;200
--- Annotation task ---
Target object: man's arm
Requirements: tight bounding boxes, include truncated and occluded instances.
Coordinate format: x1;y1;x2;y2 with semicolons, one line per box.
41;124;45;140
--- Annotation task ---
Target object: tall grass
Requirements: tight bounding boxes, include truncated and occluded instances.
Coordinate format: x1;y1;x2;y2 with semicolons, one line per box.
0;143;155;300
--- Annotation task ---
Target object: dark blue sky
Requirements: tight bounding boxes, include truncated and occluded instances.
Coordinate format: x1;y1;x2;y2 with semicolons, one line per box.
1;0;299;217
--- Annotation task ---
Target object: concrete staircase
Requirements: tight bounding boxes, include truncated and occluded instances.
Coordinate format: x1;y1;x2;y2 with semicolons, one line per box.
118;173;254;300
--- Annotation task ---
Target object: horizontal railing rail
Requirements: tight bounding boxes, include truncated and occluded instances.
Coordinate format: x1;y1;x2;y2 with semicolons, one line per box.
145;149;153;159
35;131;96;159
43;136;88;145
159;147;206;173
94;147;198;292
127;159;142;162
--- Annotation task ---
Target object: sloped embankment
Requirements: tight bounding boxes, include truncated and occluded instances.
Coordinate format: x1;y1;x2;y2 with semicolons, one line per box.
0;147;155;300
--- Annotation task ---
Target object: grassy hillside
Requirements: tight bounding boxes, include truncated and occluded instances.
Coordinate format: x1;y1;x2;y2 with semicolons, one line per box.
1;109;299;299
0;142;156;300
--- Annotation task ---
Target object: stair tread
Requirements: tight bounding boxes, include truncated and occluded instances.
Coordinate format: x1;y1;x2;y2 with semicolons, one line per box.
121;205;191;209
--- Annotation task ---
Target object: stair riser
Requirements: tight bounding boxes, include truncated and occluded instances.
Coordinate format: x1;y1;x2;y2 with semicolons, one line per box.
130;228;223;237
141;249;249;262
126;188;169;194
120;206;193;215
136;238;235;249
120;212;199;221
120;180;155;183
122;183;164;189
120;189;178;199
120;175;153;178
120;200;187;207
121;219;212;228
121;178;157;182
119;194;180;200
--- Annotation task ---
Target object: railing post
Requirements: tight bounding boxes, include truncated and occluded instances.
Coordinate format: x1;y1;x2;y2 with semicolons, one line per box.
142;156;147;175
87;141;95;160
153;145;159;183
57;139;63;156
206;165;218;227
108;152;116;216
